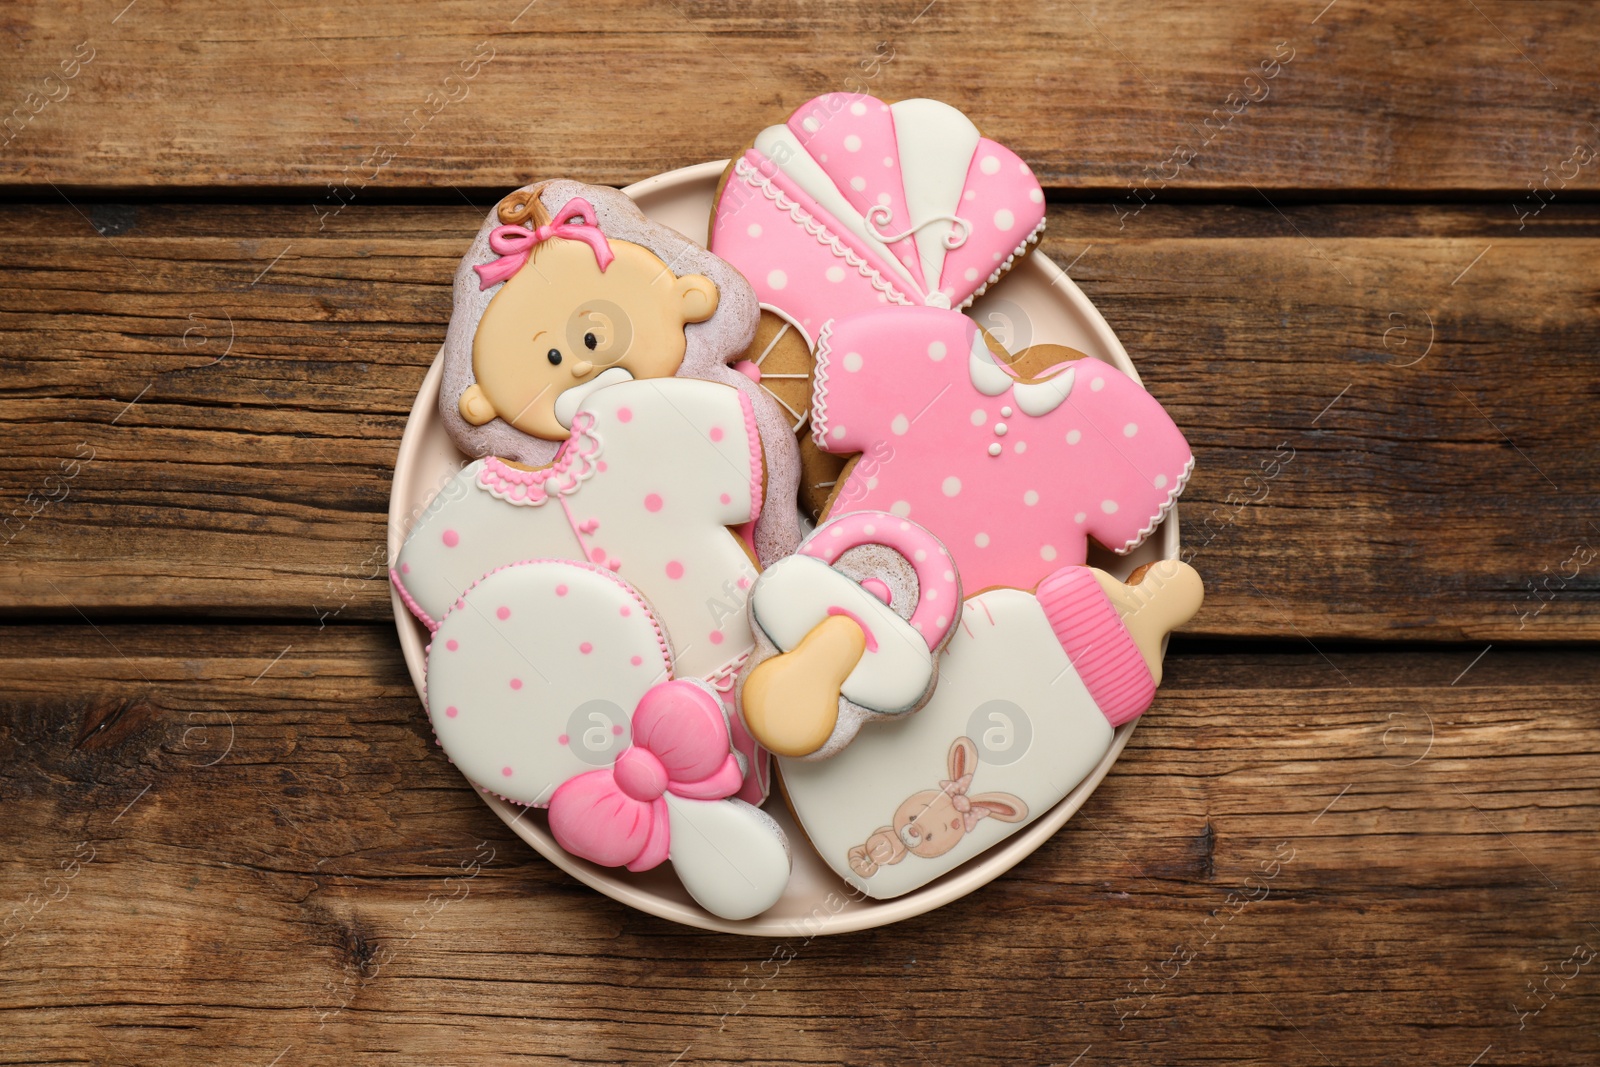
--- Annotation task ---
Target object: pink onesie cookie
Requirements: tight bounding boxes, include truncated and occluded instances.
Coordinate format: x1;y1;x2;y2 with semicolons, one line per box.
811;305;1193;594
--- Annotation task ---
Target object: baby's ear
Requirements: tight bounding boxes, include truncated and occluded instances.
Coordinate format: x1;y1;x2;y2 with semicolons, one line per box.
673;273;720;324
458;383;497;426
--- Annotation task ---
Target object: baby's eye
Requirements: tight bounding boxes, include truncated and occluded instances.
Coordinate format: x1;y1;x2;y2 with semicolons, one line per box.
584;332;598;351
547;348;562;366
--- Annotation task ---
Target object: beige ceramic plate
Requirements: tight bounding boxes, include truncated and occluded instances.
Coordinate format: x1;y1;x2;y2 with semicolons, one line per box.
389;161;1180;935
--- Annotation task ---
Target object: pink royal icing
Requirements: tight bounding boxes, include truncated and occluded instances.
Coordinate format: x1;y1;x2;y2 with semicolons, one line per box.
546;679;745;871
476;412;603;507
709;94;1046;342
800;510;960;649
473;196;615;290
811;307;1193;594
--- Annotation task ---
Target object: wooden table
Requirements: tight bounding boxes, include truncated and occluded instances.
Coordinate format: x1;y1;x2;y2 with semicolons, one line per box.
3;3;1597;1064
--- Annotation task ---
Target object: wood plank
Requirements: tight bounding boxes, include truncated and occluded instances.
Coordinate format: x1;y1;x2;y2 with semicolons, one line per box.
1;626;1596;1064
1;2;1598;194
3;203;1596;638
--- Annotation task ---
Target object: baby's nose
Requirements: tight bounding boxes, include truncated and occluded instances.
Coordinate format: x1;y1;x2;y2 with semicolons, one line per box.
571;359;594;378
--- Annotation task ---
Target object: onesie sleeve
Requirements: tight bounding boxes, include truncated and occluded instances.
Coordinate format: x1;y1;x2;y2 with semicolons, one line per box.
582;377;762;528
811;306;973;458
1069;358;1194;554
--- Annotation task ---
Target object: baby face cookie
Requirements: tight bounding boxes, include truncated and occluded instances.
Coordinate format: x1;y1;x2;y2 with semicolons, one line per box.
739;511;961;759
440;178;802;565
426;558;791;920
779;559;1203;900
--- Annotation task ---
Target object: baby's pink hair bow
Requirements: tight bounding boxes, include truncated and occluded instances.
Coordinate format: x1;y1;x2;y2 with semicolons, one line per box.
473;196;615;290
548;680;744;872
940;773;983;832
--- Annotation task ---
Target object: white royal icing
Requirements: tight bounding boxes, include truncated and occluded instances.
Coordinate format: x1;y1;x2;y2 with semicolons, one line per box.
751;554;935;713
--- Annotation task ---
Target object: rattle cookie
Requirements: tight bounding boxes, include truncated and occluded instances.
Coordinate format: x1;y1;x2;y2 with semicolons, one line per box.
780;559;1204;900
739;511;961;759
425;558;790;920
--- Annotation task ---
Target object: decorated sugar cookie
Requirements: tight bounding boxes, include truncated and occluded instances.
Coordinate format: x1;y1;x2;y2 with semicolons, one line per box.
426;559;790;920
811;305;1193;594
779;559;1204;900
739;511;961;759
441;178;801;564
395;179;806;805
710;93;1047;519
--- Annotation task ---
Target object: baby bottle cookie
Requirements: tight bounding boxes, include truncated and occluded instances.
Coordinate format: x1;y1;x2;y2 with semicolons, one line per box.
426;558;790;920
779;559;1203;900
739;511;961;759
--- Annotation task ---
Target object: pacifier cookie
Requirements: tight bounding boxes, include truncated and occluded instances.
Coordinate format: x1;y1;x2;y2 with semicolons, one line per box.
739;511;961;759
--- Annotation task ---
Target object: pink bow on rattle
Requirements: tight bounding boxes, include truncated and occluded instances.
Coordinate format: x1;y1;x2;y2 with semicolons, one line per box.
547;680;744;871
940;773;984;833
473;196;615;290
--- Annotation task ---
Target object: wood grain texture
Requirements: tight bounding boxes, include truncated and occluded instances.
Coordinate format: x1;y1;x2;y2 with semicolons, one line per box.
1;626;1596;1066
2;203;1596;639
1;2;1598;194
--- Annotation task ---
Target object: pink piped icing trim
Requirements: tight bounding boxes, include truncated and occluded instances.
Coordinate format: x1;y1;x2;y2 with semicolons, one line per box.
808;318;837;450
391;568;439;631
1035;566;1156;727
1117;452;1196;554
476;412;602;507
737;387;764;526
733;155;918;307
801;510;960;650
956;214;1046;312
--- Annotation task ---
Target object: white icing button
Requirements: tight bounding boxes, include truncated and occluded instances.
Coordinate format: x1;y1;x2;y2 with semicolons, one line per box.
993;422;1008;436
987;443;1002;456
1000;406;1013;417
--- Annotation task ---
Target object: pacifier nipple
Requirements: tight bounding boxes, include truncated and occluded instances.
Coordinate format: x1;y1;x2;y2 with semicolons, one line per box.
741;614;866;757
